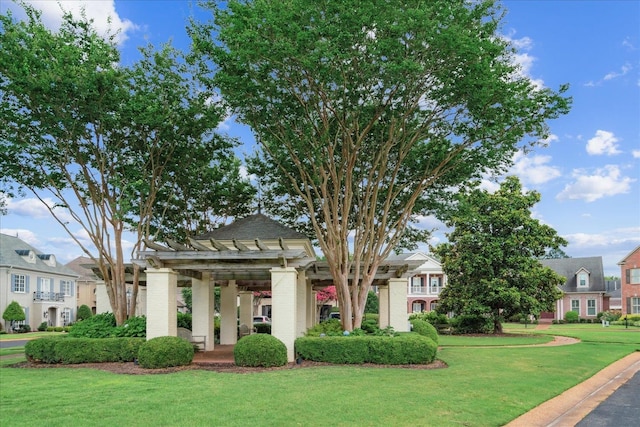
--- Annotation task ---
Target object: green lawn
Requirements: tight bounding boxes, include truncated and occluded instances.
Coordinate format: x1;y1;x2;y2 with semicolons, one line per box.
0;325;637;426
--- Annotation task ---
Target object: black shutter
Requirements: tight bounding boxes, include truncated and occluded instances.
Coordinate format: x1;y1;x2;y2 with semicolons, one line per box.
627;297;632;314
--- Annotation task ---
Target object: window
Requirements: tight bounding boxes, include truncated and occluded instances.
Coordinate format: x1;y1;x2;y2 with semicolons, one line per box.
627;268;640;284
430;277;443;294
412;302;424;313
430;301;438;311
60;280;72;296
11;274;27;293
578;272;588;287
587;299;596;316
632;298;640;314
571;300;580;313
410;276;425;294
37;277;53;292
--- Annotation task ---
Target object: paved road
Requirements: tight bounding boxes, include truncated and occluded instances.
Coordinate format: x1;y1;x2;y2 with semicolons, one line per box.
576;370;640;427
0;339;30;348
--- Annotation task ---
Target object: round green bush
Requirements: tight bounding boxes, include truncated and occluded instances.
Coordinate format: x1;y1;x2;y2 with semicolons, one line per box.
137;336;194;369
234;334;287;367
410;319;438;345
564;311;579;323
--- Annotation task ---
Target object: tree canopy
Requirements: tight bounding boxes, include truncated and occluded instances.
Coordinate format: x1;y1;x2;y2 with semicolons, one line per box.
434;176;567;333
191;0;570;330
0;4;254;324
2;301;25;324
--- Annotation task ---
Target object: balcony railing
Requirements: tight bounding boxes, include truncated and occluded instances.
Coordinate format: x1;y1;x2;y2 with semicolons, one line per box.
33;291;65;302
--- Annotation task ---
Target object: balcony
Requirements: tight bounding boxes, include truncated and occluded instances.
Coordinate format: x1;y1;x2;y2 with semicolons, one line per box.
33;291;65;302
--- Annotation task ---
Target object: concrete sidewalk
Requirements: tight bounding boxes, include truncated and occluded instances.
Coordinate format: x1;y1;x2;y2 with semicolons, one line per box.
505;351;640;427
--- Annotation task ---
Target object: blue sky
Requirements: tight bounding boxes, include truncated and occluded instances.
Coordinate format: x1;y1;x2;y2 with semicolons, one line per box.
1;0;638;277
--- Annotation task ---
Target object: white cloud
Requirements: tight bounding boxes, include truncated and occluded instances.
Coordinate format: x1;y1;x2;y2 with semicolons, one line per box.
632;149;640;158
510;151;562;185
556;165;635;202
502;32;544;89
7;197;75;223
603;63;632;81
586;130;622;155
18;0;138;45
0;228;41;247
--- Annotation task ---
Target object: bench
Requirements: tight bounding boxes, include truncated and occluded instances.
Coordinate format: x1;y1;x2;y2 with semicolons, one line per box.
436;324;453;335
177;327;206;350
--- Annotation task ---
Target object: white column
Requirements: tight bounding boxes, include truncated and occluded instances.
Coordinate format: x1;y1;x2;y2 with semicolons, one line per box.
95;280;111;314
137;287;147;317
271;267;298;362
239;291;253;328
145;268;177;340
296;271;308;337
307;288;317;328
378;285;389;328
219;281;238;345
389;278;409;332
192;272;214;351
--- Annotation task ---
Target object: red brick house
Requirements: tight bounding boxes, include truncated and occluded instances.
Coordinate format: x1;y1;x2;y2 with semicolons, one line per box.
619;245;640;315
540;257;609;321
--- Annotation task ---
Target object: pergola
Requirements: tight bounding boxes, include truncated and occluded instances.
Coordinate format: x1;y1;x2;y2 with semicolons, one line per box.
135;214;422;361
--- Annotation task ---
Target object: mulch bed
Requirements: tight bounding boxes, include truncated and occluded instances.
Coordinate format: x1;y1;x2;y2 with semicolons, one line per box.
8;358;447;375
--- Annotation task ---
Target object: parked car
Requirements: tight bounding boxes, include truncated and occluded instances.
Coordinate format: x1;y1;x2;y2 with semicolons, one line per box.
253;316;271;324
328;312;340;320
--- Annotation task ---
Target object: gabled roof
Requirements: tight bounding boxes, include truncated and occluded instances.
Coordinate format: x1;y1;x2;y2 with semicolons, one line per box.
0;233;78;277
195;214;308;241
540;257;606;293
618;245;640;265
387;252;442;273
65;256;99;282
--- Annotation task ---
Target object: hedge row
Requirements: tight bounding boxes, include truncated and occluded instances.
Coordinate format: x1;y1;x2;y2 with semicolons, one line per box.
25;337;144;364
295;333;437;365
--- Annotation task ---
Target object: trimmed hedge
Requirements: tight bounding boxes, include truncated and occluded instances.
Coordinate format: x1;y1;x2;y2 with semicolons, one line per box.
234;334;287;367
25;337;144;364
409;319;439;345
295;333;437;365
137;336;194;369
253;323;271;334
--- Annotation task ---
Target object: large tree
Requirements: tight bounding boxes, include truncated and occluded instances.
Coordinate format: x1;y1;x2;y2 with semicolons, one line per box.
190;0;570;330
434;176;566;333
0;4;253;324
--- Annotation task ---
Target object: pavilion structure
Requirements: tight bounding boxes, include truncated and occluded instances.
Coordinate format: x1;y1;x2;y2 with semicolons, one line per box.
135;214;421;361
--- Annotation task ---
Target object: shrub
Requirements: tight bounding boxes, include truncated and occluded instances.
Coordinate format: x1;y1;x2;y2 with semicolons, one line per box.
15;324;31;333
295;334;437;365
408;311;448;326
564;311;579;323
177;312;192;329
25;336;144;364
2;301;25;327
450;314;492;334
25;336;65;363
137;336;194;369
305;319;344;336
409;319;438;345
76;305;93;321
234;334;287;367
253;323;271;334
37;322;48;332
114;316;146;337
68;313;117;338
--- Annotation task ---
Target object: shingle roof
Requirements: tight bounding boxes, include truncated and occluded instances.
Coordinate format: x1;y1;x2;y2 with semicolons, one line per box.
65;256;99;281
195;214;308;241
540;256;605;293
0;233;78;277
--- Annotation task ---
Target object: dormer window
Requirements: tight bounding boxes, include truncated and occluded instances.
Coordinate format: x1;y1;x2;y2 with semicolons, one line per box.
16;249;36;264
576;268;590;288
37;254;56;267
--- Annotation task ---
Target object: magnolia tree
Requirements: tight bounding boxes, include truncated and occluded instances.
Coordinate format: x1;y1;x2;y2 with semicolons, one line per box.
434;177;567;333
191;0;570;330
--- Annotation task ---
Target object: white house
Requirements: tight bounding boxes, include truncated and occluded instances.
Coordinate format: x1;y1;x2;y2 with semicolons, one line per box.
0;233;78;331
387;252;447;314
